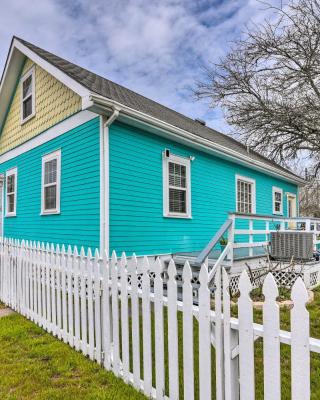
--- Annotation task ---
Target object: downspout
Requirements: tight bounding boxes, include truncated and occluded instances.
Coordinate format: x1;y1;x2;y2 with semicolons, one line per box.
100;107;120;255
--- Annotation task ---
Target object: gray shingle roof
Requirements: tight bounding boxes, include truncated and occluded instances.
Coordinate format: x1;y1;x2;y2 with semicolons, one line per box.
15;37;301;182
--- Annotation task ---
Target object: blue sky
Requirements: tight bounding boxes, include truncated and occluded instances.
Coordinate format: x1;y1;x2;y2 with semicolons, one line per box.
0;0;281;134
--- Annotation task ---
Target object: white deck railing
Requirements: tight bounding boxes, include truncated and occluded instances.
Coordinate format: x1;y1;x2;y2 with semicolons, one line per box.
229;212;320;258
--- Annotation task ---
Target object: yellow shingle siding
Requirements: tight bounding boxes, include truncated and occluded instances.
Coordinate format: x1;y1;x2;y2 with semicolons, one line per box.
0;58;82;154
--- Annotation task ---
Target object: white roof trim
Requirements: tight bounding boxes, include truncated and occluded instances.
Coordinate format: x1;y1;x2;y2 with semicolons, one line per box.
13;39;90;97
89;94;306;186
0;38;92;132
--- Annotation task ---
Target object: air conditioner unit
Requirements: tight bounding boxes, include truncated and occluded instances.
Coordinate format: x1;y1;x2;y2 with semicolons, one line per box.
270;231;314;261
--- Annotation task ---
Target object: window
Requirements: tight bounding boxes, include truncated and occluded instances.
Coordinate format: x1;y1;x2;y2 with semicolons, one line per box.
21;67;35;123
273;187;283;214
41;150;61;214
6;168;17;217
236;175;256;214
163;152;191;218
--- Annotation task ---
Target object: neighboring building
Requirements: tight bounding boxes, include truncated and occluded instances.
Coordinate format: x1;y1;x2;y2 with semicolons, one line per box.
0;37;304;256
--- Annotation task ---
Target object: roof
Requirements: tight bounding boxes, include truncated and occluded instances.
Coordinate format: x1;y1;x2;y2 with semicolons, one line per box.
4;37;303;182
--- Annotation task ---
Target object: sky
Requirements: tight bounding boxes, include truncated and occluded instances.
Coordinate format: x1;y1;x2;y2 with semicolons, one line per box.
0;0;282;135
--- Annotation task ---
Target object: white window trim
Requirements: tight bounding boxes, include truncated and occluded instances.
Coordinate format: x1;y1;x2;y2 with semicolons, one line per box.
286;192;297;217
272;186;283;215
41;149;61;215
163;152;191;218
235;174;256;214
5;167;17;217
20;66;36;124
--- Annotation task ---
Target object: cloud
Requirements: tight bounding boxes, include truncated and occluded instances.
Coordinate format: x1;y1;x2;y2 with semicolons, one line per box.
0;0;282;134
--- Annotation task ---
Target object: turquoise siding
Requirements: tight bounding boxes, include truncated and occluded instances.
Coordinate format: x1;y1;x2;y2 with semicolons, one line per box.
0;117;100;249
109;122;298;255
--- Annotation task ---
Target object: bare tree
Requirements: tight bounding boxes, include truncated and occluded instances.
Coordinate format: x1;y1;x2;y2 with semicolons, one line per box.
195;0;320;173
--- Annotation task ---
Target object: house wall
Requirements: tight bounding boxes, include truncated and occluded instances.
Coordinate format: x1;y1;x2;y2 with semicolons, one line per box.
0;58;82;155
109;121;298;256
0;116;100;249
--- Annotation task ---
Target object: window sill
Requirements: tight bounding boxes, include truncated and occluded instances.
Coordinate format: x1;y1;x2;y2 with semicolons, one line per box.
21;113;36;126
163;214;192;219
5;214;16;218
272;212;283;216
41;210;61;216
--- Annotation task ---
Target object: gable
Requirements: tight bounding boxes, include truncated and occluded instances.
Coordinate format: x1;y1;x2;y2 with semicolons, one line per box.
0;58;82;154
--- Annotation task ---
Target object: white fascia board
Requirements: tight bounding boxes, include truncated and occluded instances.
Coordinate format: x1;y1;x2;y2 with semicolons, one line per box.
0;110;97;164
13;39;90;98
89;94;306;186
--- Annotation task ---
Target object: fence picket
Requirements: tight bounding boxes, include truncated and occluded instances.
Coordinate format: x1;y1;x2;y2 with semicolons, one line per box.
80;247;88;355
263;273;280;400
94;249;102;363
199;263;211;400
120;252;129;382
73;247;81;351
67;246;74;347
56;244;62;339
142;256;152;396
41;243;46;329
130;254;141;388
215;264;224;400
238;270;255;400
153;257;165;399
51;244;57;334
87;248;95;360
167;259;179;400
291;278;310;400
45;243;51;332
111;251;120;375
182;260;194;400
102;250;111;370
61;245;68;343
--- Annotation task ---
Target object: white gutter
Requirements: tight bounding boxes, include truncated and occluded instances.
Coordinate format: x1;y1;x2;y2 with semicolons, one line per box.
89;94;305;186
100;107;120;254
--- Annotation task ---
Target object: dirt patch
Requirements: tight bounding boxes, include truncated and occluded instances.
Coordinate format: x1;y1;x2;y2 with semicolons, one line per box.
0;308;14;318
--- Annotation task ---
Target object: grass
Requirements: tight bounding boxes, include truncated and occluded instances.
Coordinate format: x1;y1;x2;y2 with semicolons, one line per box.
0;306;147;400
1;287;320;400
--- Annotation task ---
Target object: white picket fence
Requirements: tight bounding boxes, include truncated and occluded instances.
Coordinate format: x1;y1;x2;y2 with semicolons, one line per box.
0;238;319;400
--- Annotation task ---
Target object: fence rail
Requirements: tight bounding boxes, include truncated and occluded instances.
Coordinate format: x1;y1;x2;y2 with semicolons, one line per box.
0;238;319;399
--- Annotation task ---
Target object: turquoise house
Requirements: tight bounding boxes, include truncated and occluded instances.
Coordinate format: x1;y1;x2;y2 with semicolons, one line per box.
0;37;305;257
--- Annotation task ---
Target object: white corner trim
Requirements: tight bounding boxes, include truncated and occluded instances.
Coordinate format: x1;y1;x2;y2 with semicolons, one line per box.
5;167;17;217
272;186;283;215
235;174;256;214
163;152;192;218
100;116;109;254
0;110;97;164
20;65;36;124
13;39;90;98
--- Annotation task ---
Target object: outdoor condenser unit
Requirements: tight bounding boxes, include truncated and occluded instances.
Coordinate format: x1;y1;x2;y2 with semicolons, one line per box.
270;231;314;261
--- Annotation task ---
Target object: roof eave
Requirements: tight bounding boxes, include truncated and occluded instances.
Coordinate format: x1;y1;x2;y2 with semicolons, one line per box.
0;37;92;132
87;93;306;186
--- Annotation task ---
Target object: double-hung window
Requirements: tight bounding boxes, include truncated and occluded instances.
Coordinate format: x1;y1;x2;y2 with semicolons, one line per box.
272;187;283;214
41;150;61;214
6;168;17;217
163;153;191;218
236;175;256;214
21;66;35;123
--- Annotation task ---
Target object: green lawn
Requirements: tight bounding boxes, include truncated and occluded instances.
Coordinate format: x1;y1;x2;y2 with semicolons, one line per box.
1;287;320;400
0;309;146;400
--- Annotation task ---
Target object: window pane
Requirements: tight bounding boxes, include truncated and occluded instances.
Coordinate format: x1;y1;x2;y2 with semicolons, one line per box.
23;76;32;98
7;175;15;193
23;96;33;119
45;159;57;185
45;185;57;210
7;194;15;213
237;179;253;213
169;188;186;213
169;162;186;188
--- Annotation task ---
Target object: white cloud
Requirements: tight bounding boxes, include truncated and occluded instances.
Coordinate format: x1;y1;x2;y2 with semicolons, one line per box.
0;0;282;133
